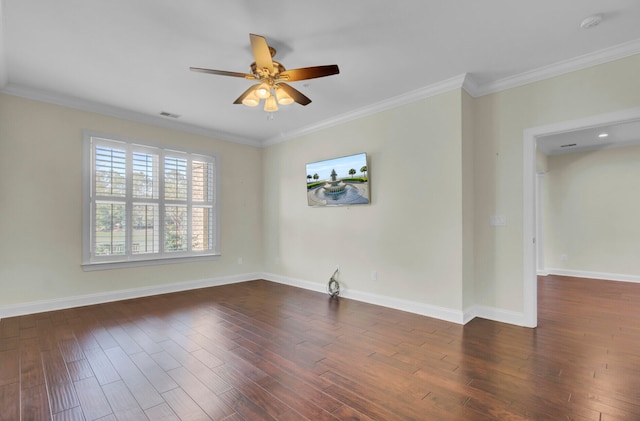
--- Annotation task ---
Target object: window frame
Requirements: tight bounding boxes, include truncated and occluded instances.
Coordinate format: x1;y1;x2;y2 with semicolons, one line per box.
82;130;220;271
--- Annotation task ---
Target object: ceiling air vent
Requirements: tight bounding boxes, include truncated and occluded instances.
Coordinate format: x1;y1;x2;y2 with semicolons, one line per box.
160;111;180;118
560;143;577;148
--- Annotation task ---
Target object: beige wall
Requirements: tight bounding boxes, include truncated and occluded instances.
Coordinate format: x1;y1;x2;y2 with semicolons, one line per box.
263;90;466;311
543;145;640;276
0;94;263;306
461;90;476;309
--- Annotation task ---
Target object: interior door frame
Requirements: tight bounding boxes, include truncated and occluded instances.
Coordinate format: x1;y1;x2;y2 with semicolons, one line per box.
535;173;546;275
522;107;640;328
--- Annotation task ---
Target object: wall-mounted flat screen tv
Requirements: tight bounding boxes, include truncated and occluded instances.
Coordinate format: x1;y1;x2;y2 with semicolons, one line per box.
306;152;369;207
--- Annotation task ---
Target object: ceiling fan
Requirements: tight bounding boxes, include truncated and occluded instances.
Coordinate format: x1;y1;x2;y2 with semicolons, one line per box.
190;34;340;113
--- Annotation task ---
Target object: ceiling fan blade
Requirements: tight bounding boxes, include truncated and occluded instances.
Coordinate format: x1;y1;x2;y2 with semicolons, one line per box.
277;83;312;106
279;65;339;82
190;67;255;79
249;34;274;74
233;84;261;104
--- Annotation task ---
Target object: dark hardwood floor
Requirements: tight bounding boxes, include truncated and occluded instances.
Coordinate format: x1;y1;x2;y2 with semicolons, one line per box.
1;275;639;420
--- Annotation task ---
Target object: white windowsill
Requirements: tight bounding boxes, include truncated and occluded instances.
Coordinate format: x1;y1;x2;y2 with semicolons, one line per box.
82;253;221;271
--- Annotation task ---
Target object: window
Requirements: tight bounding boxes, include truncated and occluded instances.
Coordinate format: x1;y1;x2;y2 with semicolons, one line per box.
82;132;219;269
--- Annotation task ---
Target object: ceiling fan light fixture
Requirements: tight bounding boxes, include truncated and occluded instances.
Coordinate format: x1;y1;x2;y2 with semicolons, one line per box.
274;86;294;105
255;82;271;99
242;90;260;107
190;34;339;113
264;95;278;112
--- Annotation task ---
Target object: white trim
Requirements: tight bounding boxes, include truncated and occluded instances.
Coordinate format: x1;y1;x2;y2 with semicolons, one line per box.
467;305;528;327
545;269;640;284
535;173;545;273
0;83;261;147
522;124;538;328
81;254;221;271
263;272;467;325
0;273;260;318
523;107;640;329
262;74;469;146
473;39;640;97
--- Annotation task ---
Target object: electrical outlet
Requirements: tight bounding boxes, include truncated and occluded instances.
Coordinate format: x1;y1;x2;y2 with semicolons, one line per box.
238;257;243;265
560;254;568;262
489;215;507;226
371;270;377;281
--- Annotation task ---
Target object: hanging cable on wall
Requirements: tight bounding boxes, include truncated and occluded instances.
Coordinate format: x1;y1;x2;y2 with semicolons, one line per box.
327;268;340;298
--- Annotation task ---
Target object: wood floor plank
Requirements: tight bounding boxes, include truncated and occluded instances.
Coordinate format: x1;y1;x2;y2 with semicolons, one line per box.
161;387;211;421
20;338;46;390
106;326;144;355
52;406;85;421
0;349;19;387
102;380;148;420
83;347;121;386
119;322;164;354
58;338;86;363
0;382;20;421
48;381;80;414
166;366;235;420
41;349;72;386
148;351;181;372
104;346;164;410
159;339;232;395
129;351;179;394
22;383;52;421
212;364;291;420
66;358;95;382
73;376;113;420
218;388;277;421
0;317;19;339
144;402;180;421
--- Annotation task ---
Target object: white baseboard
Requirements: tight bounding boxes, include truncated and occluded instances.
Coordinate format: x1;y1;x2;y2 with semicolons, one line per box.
465;305;528;327
262;272;467;325
545;268;640;284
1;272;533;329
0;272;261;319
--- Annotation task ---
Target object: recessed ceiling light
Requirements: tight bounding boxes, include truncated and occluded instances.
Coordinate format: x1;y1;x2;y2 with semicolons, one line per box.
580;14;603;30
598;133;608;138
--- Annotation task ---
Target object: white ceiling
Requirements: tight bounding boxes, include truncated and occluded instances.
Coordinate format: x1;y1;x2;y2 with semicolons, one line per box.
1;0;640;147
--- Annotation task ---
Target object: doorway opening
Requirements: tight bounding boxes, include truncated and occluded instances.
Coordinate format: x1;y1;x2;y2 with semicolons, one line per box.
522;107;640;328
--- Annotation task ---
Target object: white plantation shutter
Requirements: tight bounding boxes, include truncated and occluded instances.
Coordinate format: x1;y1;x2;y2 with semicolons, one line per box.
191;159;214;251
82;132;218;269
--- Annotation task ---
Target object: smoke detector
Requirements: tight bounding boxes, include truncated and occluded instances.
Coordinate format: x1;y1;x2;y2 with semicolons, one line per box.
580;15;603;29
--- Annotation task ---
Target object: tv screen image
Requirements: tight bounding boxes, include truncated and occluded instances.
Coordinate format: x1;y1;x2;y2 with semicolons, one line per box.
306;152;369;207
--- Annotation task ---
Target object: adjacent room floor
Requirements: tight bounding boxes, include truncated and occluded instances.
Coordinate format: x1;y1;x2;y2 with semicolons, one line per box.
1;275;639;420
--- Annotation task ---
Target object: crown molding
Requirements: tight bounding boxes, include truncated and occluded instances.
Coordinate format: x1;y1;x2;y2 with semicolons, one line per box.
262;74;469;147
471;38;640;97
0;83;262;147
